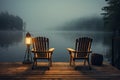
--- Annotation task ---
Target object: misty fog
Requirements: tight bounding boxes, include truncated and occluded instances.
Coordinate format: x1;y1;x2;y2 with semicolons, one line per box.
0;0;107;32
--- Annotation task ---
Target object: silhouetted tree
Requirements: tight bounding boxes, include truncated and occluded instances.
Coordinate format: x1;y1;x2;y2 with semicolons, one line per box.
102;0;120;69
0;12;24;30
102;0;120;32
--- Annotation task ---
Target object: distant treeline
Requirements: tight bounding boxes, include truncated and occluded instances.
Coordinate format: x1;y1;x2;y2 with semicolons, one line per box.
56;16;104;31
0;12;24;30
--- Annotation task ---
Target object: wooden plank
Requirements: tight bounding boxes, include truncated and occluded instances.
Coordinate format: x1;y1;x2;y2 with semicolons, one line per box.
0;62;120;80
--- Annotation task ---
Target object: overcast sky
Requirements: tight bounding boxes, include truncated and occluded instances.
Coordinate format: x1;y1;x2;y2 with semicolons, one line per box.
0;0;107;31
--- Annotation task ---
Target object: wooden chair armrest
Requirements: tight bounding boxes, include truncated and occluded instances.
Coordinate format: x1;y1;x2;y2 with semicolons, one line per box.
49;48;55;52
48;48;54;56
67;48;75;52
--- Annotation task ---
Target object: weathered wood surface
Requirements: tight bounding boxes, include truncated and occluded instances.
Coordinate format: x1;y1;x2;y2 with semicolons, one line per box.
0;62;120;80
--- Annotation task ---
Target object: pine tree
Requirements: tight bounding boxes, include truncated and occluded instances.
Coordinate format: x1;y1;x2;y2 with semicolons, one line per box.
102;0;120;32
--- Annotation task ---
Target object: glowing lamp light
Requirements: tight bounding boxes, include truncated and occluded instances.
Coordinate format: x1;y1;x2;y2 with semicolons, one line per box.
25;37;32;45
25;32;32;45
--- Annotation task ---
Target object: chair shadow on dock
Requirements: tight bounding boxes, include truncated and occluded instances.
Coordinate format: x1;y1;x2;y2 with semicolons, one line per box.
32;66;50;70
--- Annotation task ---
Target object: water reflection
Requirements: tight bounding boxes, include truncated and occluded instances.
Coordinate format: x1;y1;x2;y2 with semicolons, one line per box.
0;31;24;62
0;31;23;48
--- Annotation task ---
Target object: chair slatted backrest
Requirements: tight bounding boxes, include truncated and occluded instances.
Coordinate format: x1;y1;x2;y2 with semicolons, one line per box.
75;37;92;58
32;37;49;51
32;37;49;57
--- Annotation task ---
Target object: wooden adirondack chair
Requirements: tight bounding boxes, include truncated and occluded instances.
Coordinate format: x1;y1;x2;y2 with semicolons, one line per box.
67;37;92;69
31;37;54;69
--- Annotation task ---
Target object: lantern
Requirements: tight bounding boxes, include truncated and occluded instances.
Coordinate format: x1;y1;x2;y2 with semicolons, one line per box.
25;32;32;45
23;32;32;64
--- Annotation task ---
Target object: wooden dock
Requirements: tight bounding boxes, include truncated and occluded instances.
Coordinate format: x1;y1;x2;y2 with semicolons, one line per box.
0;62;120;80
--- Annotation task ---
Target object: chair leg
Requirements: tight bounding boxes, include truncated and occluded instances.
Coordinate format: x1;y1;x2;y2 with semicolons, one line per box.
70;56;72;66
84;60;87;66
69;53;72;66
50;58;52;66
70;58;71;66
73;59;75;67
32;58;36;69
32;62;34;70
35;59;37;68
87;59;91;70
49;58;52;67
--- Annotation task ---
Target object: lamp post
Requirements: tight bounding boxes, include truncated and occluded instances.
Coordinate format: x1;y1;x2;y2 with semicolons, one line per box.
23;32;32;64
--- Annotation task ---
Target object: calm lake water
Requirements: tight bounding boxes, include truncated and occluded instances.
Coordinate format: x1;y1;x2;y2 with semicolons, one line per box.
0;31;112;62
